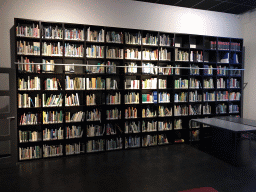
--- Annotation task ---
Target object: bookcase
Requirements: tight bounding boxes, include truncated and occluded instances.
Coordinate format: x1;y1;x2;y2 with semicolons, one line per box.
15;18;243;161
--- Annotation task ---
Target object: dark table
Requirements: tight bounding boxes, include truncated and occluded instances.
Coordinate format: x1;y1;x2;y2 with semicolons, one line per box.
190;117;256;166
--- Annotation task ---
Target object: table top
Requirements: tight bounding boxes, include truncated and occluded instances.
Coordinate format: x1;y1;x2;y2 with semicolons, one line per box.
191;118;256;133
216;116;256;127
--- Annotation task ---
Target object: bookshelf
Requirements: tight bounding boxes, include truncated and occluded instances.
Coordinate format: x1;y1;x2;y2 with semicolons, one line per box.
15;18;243;161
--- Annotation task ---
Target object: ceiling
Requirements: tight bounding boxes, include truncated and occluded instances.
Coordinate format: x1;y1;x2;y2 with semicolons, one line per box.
134;0;256;14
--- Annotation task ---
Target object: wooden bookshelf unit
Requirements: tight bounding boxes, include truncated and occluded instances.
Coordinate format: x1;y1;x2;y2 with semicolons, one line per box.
15;18;243;161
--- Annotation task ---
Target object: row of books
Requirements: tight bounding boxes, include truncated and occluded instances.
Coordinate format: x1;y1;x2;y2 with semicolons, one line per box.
86;45;104;58
64;29;84;41
86;77;105;90
86;62;104;74
16;24;182;48
217;78;226;89
124;79;140;89
43;27;84;40
18;76;40;90
142;49;158;60
158;79;167;89
216;103;227;114
19;130;42;143
229;104;239;113
106;108;122;120
124;120;180;133
87;139;105;152
142;33;158;45
86;94;96;106
18;93;40;108
174;91;240;102
19;143;86;160
158;134;169;145
42;26;63;39
142;135;157;147
203;78;214;89
158;121;172;131
21;76;242;91
160;34;173;46
42;110;63;124
44;78;60;90
106;138;122;151
189;91;203;102
190;65;200;75
175;49;189;61
42;93;63;107
106;31;123;43
217;41;241;51
159;92;170;103
142;93;154;103
16;23;40;38
125;136;140;148
204;92;215;101
43;144;62;157
87;125;104;137
65;93;80;106
106;123;117;135
125;92;139;104
189;104;202;115
142;78;157;89
216;91;228;101
106;92;121;105
65;76;85;90
142;120;157;132
125;48;141;60
124;107;137;119
17;56;40;73
20;106;229;121
87;27;104;42
189;79;201;89
65;43;84;57
66;143;85;155
19;113;40;125
19;146;41;160
174;92;187;103
18;142;99;160
106;47;124;59
142;63;157;74
190;51;203;62
142;108;157;118
125;121;140;133
86;109;101;121
42;42;63;56
125;32;141;45
43;127;64;141
65;111;85;122
18;118;186;144
124;62;137;74
106;78;118;90
173;78;241;89
174;105;188;116
158;106;172;117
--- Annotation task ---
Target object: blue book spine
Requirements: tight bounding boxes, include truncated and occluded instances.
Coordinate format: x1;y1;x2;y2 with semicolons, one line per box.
153;91;157;103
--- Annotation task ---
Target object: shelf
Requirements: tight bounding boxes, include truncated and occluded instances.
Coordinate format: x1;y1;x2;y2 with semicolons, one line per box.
15;18;243;161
